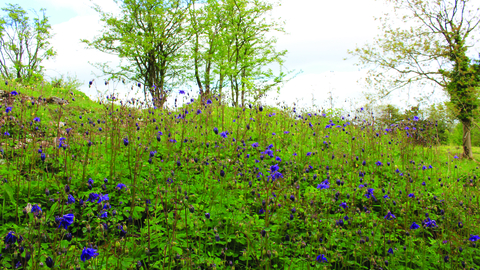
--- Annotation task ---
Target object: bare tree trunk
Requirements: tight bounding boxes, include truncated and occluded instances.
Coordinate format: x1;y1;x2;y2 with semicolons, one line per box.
462;118;473;159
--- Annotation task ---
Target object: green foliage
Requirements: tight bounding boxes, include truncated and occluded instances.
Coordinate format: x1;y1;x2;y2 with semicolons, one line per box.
348;0;480;158
0;3;56;82
0;81;479;269
82;0;290;108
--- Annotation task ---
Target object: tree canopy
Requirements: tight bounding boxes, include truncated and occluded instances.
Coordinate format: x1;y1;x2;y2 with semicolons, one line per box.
0;3;56;83
349;0;480;159
82;0;289;108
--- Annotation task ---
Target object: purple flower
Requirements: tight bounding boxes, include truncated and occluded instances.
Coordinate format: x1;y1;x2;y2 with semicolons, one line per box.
99;211;108;218
179;90;186;94
5;106;12;113
4;231;17;244
81;247;99;262
97;194;109;203
365;188;375;200
469;235;480;242
67;194;75;204
45;256;54;268
116;183;127;190
270;164;279;172
87;193;99;202
317;180;330;189
316;254;327;263
123;138;129;146
33;117;40;122
423;217;437;228
57;213;74;230
205;213;210;219
384;211;396;220
31;204;42;214
220;131;227;138
410;222;420;230
339;202;347;209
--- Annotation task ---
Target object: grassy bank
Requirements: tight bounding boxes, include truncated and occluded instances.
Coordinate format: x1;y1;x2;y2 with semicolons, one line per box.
0;82;479;269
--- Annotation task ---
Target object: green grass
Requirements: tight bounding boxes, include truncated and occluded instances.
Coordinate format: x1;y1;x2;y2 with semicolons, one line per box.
0;81;479;270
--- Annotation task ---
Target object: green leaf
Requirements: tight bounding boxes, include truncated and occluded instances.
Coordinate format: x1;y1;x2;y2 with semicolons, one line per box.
3;183;16;207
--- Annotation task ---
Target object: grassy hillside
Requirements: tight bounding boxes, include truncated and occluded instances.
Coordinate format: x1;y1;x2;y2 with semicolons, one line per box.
0;82;479;269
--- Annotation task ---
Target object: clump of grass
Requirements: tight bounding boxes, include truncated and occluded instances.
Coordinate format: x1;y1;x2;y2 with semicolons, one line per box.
0;81;479;270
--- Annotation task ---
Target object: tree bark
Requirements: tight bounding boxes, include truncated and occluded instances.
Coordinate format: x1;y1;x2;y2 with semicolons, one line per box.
462;118;473;159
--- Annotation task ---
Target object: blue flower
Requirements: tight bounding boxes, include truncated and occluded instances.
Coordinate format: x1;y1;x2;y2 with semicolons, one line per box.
81;247;99;262
423;217;437;228
10;90;18;96
252;142;259;148
339;202;348;209
87;193;99;202
99;211;108;218
58;213;74;230
123;138;129;146
213;127;218;134
41;153;46;161
5;106;12;113
220;131;227;138
207;99;212;104
317;180;330;189
31;204;42;214
270;164;279;172
97;194;109;203
45;256;54;268
387;248;394;254
116;183;127;190
408;193;415;198
4;231;17;244
469;235;480;242
316;254;327;263
33;117;40;122
365;188;376;200
179;90;186;94
410;222;420;230
205;213;210;219
384;211;396;220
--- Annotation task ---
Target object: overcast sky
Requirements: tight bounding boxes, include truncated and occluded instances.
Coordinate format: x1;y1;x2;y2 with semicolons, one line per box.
0;0;449;110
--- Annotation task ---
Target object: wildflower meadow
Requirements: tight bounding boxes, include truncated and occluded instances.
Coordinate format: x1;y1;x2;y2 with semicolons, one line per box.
0;81;479;270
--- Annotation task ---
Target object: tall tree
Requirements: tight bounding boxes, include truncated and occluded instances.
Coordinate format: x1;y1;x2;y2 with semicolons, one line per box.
222;0;288;107
188;0;289;106
82;0;192;108
349;0;480;159
0;3;56;82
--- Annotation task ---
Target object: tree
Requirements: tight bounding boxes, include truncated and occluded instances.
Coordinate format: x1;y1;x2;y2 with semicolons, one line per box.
188;0;288;106
349;0;480;159
220;0;288;107
0;3;56;82
82;0;192;108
